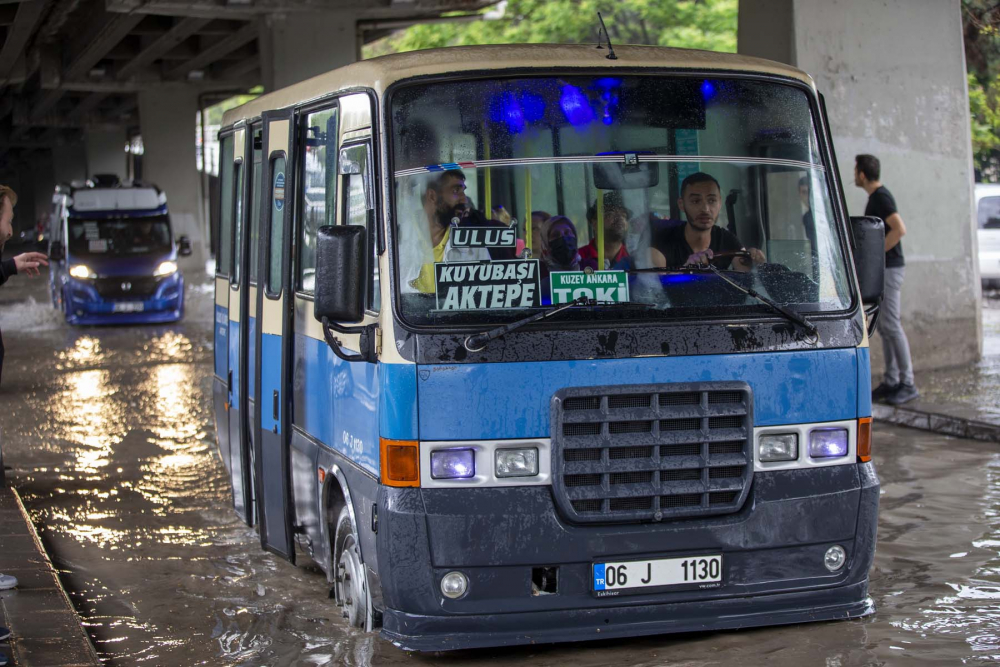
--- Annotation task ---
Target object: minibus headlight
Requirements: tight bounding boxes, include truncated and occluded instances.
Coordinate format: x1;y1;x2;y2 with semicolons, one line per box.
430;448;475;479
758;433;798;462
154;261;178;277
69;264;95;279
809;429;849;458
495;447;538;478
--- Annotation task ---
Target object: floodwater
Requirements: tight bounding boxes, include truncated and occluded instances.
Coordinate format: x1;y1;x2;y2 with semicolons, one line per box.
0;267;999;666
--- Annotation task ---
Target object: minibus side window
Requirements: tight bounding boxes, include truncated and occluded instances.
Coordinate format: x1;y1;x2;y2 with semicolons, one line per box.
218;134;234;277
248;127;264;284
267;155;286;295
341;143;379;312
233;161;245;283
298;106;339;294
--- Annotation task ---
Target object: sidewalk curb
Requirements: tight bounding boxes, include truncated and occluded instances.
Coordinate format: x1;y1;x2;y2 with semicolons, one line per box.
873;403;1000;443
0;486;102;666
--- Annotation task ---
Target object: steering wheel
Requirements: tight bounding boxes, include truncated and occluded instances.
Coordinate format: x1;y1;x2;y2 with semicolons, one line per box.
707;250;752;262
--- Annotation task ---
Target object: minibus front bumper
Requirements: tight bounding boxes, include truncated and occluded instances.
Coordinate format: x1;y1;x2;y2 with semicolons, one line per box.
376;462;879;652
381;581;874;651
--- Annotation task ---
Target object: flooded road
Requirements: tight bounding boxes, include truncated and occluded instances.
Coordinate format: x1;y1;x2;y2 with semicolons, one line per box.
0;269;998;665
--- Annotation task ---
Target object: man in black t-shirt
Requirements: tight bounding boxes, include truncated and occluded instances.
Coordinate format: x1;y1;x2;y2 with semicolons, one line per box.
855;154;918;405
657;172;764;271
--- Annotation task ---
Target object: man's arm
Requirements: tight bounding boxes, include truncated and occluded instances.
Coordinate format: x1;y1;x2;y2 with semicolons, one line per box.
884;212;906;251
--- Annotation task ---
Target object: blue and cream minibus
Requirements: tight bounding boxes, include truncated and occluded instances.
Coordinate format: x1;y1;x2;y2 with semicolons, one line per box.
213;44;886;651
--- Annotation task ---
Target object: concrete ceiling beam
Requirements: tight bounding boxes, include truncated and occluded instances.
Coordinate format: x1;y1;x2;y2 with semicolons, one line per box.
166;20;256;78
106;0;358;20
63;11;145;80
117;16;210;79
0;0;52;83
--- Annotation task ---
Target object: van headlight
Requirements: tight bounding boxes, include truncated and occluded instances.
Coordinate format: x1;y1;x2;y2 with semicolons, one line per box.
154;261;177;277
69;264;95;279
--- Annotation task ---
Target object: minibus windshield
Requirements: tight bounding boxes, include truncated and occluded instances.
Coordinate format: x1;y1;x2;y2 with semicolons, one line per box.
68;216;172;257
390;75;853;327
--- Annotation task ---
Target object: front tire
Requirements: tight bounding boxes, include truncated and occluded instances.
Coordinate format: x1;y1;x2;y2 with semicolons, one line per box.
333;505;368;629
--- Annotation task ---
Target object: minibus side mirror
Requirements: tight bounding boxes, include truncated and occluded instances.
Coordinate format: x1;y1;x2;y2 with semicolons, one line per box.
314;225;374;363
177;235;192;257
850;215;885;336
49;240;65;261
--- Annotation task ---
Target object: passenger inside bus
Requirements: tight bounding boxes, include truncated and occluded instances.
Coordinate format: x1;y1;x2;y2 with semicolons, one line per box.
580;191;667;272
656;172;765;271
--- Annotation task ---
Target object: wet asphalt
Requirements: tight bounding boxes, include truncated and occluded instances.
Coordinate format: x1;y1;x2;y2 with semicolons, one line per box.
0;267;998;666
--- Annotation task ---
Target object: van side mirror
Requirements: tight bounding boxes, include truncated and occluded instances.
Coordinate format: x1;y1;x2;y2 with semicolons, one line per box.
49;240;65;261
314;225;366;324
177;235;192;257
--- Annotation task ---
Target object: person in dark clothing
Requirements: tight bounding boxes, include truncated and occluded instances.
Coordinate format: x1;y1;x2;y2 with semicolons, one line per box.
854;154;918;406
0;185;50;384
657;172;764;271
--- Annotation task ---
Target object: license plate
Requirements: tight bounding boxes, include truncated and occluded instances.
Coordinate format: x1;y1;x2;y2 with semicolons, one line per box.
593;555;722;597
113;302;144;313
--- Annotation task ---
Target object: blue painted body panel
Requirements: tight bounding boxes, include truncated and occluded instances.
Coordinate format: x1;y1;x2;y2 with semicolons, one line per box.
856;347;872;418
415;348;859;440
379;363;418;441
260;332;282;434
214;304;228;379
292;333;381;477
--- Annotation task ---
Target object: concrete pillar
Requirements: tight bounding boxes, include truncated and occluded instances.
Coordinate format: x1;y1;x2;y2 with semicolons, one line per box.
51;143;87;185
138;83;205;266
259;11;357;92
84;128;126;179
739;0;980;372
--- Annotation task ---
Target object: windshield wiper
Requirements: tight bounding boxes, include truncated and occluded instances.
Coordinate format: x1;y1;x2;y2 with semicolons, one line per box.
698;264;818;340
463;298;653;352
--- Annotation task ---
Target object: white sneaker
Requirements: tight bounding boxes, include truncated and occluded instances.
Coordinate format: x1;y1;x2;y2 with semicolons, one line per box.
0;574;17;590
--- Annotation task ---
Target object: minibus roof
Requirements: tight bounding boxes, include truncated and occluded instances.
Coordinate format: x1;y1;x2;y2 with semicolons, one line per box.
222;44;816;126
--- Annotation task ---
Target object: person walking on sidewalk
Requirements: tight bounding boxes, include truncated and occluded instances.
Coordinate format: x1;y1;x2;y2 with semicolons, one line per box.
0;185;49;384
854;155;919;405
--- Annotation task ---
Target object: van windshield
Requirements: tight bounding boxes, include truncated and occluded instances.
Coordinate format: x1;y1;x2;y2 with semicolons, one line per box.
68;216;172;257
390;75;853;327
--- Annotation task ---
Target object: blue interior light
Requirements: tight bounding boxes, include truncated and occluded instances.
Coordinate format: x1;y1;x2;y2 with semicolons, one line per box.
489;91;525;134
701;80;717;100
560;85;594;126
519;92;546;123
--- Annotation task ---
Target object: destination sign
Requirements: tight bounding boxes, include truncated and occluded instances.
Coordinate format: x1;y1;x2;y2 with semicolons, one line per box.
449;226;517;248
550;271;629;304
434;260;541;310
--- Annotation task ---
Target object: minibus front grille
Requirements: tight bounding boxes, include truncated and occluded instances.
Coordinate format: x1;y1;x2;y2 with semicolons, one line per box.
551;383;753;524
94;276;161;299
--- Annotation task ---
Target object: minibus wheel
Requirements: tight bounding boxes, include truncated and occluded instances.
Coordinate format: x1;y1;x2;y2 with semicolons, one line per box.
333;505;368;629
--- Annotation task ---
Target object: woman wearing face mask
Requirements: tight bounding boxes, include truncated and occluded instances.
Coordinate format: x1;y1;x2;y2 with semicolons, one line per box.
542;216;581;273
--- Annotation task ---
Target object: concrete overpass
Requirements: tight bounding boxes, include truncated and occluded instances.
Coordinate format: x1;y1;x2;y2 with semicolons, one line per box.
0;0;981;373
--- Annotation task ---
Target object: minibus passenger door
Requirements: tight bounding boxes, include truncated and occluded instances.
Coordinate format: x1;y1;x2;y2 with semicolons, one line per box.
228;125;255;526
253;108;297;562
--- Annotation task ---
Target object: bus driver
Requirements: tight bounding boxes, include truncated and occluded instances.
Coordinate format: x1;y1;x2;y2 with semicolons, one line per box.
657;172;765;271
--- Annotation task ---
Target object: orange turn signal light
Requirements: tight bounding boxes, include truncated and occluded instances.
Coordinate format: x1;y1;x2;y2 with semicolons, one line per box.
857;417;872;462
380;438;420;487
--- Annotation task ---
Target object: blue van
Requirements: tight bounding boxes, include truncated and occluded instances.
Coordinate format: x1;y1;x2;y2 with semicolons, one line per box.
49;177;190;325
213;45;887;651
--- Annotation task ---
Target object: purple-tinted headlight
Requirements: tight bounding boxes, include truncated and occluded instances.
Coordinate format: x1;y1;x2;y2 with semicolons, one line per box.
809;429;849;458
430;448;476;479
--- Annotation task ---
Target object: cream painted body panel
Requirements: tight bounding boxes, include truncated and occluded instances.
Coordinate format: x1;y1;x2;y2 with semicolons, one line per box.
216;277;228;307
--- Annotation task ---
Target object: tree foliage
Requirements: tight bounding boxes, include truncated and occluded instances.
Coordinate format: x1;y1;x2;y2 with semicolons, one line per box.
363;0;737;59
964;0;1000;180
